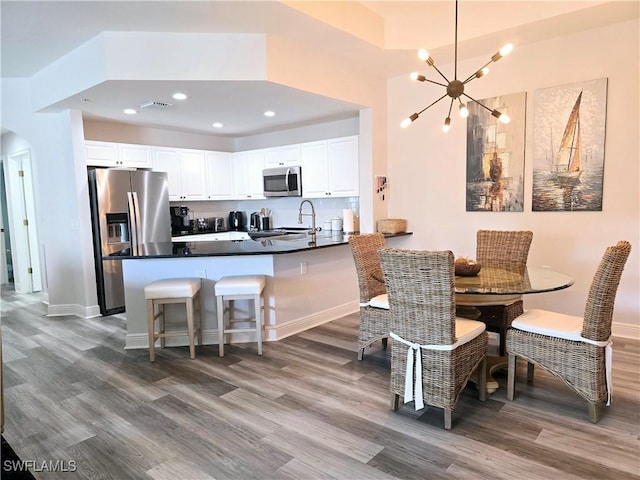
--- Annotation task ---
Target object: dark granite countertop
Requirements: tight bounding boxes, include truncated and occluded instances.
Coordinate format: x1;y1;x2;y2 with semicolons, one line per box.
105;232;412;260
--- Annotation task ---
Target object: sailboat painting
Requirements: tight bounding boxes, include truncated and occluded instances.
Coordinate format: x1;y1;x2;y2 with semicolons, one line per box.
532;78;607;211
465;92;526;212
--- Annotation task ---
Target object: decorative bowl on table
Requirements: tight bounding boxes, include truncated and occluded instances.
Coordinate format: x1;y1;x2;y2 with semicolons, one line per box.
455;258;481;277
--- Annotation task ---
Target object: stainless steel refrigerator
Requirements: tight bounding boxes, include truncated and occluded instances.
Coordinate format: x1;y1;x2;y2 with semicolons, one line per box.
88;169;171;315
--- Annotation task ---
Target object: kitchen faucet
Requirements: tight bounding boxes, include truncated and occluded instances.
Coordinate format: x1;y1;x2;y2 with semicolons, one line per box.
298;199;317;235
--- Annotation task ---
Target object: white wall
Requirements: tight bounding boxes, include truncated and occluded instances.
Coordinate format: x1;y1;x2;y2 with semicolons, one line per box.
1;80;98;316
387;19;639;336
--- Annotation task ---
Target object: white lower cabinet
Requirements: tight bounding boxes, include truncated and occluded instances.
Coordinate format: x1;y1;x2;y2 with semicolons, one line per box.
232;150;265;200
153;147;206;201
301;135;358;198
205;151;234;200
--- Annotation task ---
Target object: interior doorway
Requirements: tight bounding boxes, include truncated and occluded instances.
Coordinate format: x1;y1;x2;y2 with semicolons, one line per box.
0;162;13;285
3;148;41;293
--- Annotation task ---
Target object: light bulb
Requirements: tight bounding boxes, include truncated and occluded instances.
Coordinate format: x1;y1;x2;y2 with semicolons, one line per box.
442;117;451;133
459;103;469;118
401;113;418;128
476;67;490;79
499;113;511;124
418;48;429;61
499;44;514;57
410;72;418;80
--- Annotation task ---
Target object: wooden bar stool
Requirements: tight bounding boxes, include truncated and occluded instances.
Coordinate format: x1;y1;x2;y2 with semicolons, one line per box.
215;275;266;357
144;277;202;362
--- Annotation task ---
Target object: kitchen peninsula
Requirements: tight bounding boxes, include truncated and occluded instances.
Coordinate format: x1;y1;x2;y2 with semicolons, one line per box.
111;232;411;349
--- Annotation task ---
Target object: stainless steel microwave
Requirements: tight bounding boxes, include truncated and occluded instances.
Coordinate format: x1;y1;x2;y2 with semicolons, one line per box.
263;166;302;197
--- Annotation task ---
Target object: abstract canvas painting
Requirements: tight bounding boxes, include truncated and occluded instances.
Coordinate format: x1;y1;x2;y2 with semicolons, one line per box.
532;78;607;211
465;92;526;212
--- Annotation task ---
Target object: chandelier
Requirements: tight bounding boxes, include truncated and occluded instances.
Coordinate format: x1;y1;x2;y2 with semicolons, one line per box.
401;0;513;132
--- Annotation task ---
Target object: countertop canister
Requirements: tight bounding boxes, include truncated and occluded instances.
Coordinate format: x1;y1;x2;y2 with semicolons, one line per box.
331;217;343;232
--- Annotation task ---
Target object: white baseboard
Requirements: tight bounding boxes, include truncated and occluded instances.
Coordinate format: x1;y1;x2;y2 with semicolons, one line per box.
47;303;101;319
612;321;640;340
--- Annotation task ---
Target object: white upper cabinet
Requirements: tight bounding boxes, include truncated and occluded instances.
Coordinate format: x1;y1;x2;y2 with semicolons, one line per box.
264;144;301;168
117;143;152;168
205;151;234;200
327;136;359;197
152;147;206;201
301;136;359;198
232;149;265;200
86;141;152;168
300;141;329;198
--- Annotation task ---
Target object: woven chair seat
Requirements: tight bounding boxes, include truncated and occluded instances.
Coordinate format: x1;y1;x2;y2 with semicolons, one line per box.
349;233;390;360
456;230;533;357
506;240;631;423
379;247;488;430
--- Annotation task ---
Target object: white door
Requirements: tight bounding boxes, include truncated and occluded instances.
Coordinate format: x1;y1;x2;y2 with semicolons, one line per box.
4;148;42;293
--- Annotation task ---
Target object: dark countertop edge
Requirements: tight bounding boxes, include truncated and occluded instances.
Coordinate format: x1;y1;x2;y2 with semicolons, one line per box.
104;232;412;260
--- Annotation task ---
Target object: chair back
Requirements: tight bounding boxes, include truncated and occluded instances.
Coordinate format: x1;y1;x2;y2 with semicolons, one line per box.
348;233;387;303
582;240;631;341
476;230;533;270
378;248;456;345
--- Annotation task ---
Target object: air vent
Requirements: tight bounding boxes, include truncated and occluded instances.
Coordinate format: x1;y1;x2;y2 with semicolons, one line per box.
138;100;173;110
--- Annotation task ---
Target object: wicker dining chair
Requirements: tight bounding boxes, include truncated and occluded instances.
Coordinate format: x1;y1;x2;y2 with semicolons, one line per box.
379;248;488;430
506;240;631;423
456;230;534;356
348;233;389;360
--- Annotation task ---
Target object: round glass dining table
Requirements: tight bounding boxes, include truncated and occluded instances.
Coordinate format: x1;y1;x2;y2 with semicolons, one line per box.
453;265;574;295
372;264;575;393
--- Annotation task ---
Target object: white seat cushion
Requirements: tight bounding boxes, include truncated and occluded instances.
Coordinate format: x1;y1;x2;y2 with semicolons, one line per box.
215;275;266;296
453;318;486;348
144;278;201;299
369;294;389;309
511;309;584;341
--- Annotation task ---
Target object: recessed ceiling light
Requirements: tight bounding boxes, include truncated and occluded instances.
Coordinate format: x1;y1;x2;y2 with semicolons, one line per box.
264;110;275;117
124;108;137;115
173;92;187;100
212;122;223;128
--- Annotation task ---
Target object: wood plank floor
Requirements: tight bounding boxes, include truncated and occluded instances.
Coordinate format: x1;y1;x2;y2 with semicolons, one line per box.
1;286;639;479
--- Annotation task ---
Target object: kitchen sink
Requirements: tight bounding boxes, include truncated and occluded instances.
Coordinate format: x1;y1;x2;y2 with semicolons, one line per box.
248;230;308;240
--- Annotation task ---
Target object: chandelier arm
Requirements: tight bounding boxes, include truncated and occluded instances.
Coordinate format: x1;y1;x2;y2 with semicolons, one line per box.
422;78;448;88
461;93;496;114
429;63;451;84
447;98;454;117
416;93;450;116
462;60;493;84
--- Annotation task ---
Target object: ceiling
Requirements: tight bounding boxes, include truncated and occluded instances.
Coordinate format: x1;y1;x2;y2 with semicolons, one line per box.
2;1;636;138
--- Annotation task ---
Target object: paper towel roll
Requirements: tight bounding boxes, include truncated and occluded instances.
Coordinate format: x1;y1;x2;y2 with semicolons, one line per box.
343;209;355;233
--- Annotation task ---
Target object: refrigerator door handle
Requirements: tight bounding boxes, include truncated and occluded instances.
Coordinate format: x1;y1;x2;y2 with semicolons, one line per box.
127;191;140;254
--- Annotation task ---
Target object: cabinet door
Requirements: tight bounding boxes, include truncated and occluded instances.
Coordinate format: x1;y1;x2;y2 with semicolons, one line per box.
86;141;118;167
152;147;182;200
205;151;234;200
327;136;359;197
233;150;265;199
301;141;329;198
118;143;152;168
179;149;207;200
264;144;301;167
247;150;266;199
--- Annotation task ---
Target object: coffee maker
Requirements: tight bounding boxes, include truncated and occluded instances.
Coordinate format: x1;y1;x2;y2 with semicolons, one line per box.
170;206;190;234
228;211;245;231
